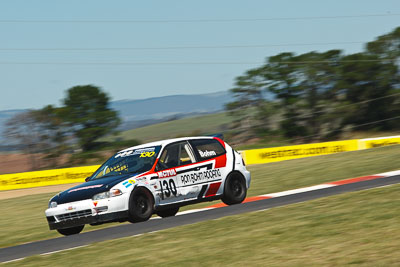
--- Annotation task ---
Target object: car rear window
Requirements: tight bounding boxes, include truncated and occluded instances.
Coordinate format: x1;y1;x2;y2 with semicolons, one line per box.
190;139;226;160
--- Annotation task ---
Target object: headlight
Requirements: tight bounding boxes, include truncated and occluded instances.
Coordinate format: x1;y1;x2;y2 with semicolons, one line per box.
92;189;122;200
49;201;57;208
92;191;110;200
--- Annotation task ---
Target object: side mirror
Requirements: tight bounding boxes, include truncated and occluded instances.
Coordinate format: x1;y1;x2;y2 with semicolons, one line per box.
155;163;161;172
85;177;90;182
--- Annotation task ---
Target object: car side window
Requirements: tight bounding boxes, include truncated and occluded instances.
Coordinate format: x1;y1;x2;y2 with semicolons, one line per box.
189;139;226;161
157;142;196;171
180;143;196;166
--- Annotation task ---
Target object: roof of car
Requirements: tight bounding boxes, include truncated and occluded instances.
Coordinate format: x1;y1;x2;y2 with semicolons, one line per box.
118;136;218;152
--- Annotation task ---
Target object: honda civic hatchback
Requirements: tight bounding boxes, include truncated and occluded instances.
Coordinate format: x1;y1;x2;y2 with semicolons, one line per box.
45;136;251;235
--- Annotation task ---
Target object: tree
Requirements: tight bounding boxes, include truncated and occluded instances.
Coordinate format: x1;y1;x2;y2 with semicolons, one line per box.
294;50;343;139
226;43;400;143
3;111;46;170
337;53;400;130
366;26;400;60
226;68;270;138
60;85;120;151
261;52;307;138
34;105;70;165
3;106;70;169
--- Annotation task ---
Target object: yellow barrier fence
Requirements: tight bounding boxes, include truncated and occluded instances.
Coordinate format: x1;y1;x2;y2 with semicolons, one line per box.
0;165;99;191
1;135;400;191
243;140;359;165
358;135;400;150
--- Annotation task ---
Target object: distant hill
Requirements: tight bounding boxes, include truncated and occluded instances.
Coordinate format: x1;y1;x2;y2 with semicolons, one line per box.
0;91;233;147
0;109;28;138
110;91;233;128
113;112;233;143
0;109;28;127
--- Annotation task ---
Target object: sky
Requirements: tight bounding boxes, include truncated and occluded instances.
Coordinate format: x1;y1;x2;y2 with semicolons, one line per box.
0;0;399;110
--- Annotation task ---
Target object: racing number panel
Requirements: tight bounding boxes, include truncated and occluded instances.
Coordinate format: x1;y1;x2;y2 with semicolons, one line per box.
155;141;195;204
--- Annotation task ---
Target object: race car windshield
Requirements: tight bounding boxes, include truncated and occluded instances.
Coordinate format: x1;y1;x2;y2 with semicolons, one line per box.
90;146;161;180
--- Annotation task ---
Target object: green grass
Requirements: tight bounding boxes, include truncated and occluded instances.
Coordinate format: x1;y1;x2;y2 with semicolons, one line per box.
0;193;60;248
1;145;400;250
111;112;233;143
6;182;400;266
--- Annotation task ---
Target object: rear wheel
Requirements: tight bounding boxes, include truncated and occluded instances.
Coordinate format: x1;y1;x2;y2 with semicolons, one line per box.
156;207;179;218
128;188;154;223
222;173;247;205
57;225;84;236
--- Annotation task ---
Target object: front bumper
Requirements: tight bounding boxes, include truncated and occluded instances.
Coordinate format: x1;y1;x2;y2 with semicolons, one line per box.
46;210;128;230
45;194;130;230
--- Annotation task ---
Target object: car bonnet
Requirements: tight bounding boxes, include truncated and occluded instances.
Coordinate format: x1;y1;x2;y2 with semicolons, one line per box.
51;173;140;205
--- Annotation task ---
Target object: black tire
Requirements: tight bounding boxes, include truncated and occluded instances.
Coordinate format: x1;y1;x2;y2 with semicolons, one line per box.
221;172;247;205
128;188;154;223
156;207;179;218
57;225;84;236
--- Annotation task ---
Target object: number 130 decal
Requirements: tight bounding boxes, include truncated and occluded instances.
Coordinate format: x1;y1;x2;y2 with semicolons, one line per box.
159;179;177;199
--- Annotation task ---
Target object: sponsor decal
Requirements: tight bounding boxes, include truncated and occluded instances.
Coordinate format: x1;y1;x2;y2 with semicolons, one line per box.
244;140;359;165
199;150;217;158
68;184;103;193
122;179;136;188
115;147;156;158
367;140;399;148
115;150;134;158
159;179;177;199
157;169;177;178
140;151;155;158
180;169;222;185
258;146;345;159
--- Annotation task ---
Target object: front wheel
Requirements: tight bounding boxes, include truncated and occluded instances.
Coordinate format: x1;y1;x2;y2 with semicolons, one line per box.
128;189;154;223
222;173;247;205
57;225;84;236
156;207;179;218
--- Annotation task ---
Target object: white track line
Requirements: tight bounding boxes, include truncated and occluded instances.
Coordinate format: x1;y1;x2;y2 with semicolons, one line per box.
2;257;25;264
40;245;87;256
177;207;214;216
376;170;400;177
262;184;335;198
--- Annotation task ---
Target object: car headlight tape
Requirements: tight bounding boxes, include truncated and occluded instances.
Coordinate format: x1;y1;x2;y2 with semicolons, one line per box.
110;189;123;197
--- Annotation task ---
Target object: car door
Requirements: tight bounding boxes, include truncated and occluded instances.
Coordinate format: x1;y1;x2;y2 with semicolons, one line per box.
155;141;197;205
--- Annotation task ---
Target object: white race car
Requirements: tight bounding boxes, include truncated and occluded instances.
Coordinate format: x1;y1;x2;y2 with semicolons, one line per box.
45;136;251;235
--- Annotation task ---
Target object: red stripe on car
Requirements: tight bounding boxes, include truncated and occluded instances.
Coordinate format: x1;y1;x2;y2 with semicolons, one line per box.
214;137;226;148
204;182;222;197
214;154;227;168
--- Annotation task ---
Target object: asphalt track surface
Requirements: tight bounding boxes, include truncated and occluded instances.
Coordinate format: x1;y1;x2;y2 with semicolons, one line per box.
2;174;400;263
